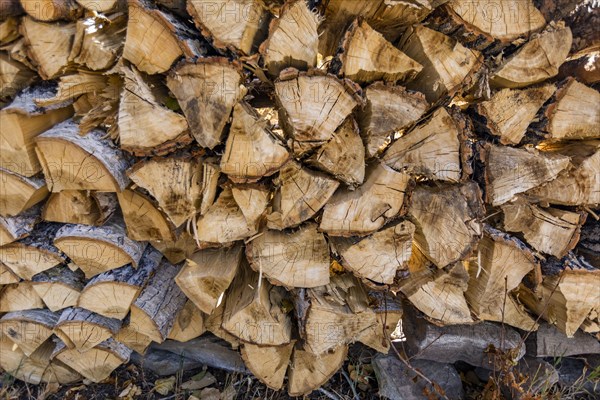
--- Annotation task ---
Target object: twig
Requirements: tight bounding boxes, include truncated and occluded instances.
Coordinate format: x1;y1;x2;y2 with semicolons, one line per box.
318;387;341;400
341;369;359;400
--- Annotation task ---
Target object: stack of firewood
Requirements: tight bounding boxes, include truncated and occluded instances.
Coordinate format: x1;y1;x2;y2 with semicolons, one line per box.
0;0;598;395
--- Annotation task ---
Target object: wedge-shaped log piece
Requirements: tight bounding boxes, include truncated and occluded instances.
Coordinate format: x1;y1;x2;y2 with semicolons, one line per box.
260;0;318;76
502;201;585;258
408;182;483;268
32;265;85;312
474;85;555;145
359;83;428;158
43;191;117;226
53;338;131;383
231;184;270;230
123;0;204;74
20;17;75;79
221;102;290;183
544;79;600;141
176;244;244;315
0;203;40;246
466;226;539;331
128;156;203;227
199;159;220;214
383;108;463;181
79;74;121;136
130;259;187;343
274;69;361;153
307;118;365;187
68;12;126;71
0;169;48;216
288;344;348;397
337;19;422;84
150;230;197;264
187;0;267;54
55;307;121;352
35;119;131;192
117;189;176;242
77;247;162;319
492;22;572;88
268;161;339;230
34;72;106;108
119;65;191;156
0;263;20;285
247;223;330;289
222;263;292;345
114;319;153;354
0;309;58;356
305;274;378;355
333;221;415;285
19;0;82;21
0;222;65;280
320;163;410;237
399;25;482;102
400;247;473;324
75;0;124;12
357;292;403;353
196;187;257;246
0;282;44;312
204;301;240;348
54;219;147;278
483;144;571;206
0;84;73;177
167;300;205;342
0;15;20;44
520;254;600;337
0;54;36;105
241;342;294;390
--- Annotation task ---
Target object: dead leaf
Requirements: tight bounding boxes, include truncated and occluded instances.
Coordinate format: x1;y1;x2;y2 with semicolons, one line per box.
118;383;142;399
220;386;236;400
36;382;59;400
181;372;216;390
199;387;221;400
154;376;176;396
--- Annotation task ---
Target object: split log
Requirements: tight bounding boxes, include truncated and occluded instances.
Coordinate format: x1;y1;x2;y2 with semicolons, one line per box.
0;282;44;312
304;274;377;355
114;319;153;354
359;83;429;158
19;0;82;21
274;69;361;155
558;55;600;85
231;185;270;231
167;300;205;342
52;338;132;382
0;309;58;356
399;24;482;102
118;65;191;156
55;307;121;352
53;219;147;278
123;0;204;74
247;223;330;288
31;265;85;311
0;84;73;176
307;117;365;187
75;0;125;13
491;22;572;88
175;244;244;315
204;301;241;348
77;246;162;319
320;163;410;237
79;74;121;136
267;161;339;230
465;226;539;331
220;101;290;183
222;262;292;345
241;342;294;390
357;292;403;353
383;107;465;181
482;144;571;206
430;0;546;51
0;54;36;105
130;260;187;343
166;58;245;149
195;187;257;245
0;16;19;45
0;203;40;246
473;84;555;145
187;0;268;54
117;189;176;242
260;0;318;76
527;322;600;357
35;119;131;192
19;16;75;79
69;12;126;71
0;168;48;216
199;159;220;214
502;201;585;258
542;79;600;141
31;73;108;108
287;344;348;397
336;19;422;84
43;191;117;226
128;155;203;227
0;262;20;285
0;222;65;280
332;221;415;286
149;230;198;264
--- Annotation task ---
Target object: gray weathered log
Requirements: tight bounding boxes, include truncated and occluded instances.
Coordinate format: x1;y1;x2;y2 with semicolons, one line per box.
526;322;600;357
